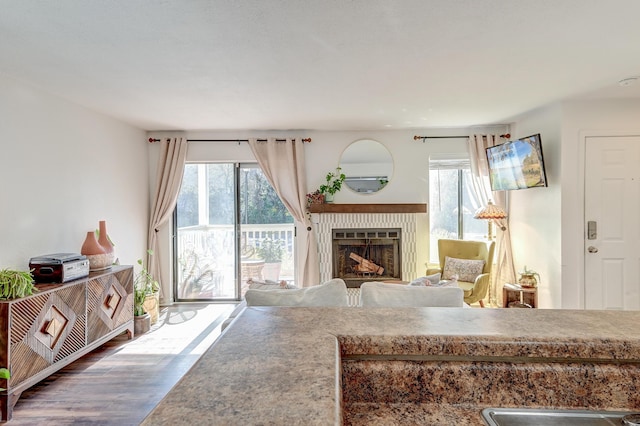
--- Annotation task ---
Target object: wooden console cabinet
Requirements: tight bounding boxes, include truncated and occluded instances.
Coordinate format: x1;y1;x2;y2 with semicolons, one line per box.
0;265;133;421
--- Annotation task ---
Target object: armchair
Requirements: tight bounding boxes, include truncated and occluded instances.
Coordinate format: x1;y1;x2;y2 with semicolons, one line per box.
426;239;495;307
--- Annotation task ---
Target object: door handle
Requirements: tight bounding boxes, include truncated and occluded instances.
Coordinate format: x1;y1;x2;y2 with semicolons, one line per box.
588;246;598;253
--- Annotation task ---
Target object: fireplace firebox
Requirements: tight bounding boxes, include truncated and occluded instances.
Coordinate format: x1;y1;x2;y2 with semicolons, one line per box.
332;228;401;287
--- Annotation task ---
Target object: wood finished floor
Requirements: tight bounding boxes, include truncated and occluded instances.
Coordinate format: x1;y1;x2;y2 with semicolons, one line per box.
8;303;237;426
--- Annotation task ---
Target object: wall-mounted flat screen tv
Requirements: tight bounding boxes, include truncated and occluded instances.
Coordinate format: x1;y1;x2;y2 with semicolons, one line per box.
486;133;548;191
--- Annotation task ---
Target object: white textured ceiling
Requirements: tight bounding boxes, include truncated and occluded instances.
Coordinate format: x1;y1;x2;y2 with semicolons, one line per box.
1;0;640;131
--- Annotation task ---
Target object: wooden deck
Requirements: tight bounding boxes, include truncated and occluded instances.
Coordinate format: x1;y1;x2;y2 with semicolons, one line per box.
8;303;237;425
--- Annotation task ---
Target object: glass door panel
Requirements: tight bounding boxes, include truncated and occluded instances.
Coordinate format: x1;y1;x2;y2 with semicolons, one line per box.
239;165;294;297
175;163;237;301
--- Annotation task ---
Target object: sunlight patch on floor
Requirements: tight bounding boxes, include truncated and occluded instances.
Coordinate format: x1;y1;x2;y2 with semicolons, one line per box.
119;303;236;355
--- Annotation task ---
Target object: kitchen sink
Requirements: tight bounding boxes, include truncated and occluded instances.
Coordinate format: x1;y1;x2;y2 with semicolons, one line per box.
482;408;640;425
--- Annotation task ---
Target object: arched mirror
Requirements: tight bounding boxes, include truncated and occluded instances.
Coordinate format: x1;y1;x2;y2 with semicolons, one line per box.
339;139;393;194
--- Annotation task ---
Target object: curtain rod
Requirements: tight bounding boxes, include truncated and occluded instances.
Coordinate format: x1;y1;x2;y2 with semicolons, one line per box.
148;137;311;143
413;134;510;142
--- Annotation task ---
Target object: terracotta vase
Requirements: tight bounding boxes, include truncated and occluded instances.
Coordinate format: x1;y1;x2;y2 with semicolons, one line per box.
134;312;151;335
98;220;114;254
81;231;105;256
81;231;111;271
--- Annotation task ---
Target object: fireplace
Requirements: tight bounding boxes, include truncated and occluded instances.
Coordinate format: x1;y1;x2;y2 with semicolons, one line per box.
314;210;423;285
332;228;401;287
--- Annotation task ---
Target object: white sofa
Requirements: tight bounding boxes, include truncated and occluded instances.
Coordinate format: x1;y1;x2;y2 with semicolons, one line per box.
359;282;464;308
221;278;465;331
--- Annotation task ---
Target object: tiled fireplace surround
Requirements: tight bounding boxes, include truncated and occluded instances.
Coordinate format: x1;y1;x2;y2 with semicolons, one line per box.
314;212;420;284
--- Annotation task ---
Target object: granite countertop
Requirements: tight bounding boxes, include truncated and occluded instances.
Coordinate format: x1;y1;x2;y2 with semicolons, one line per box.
142;307;640;425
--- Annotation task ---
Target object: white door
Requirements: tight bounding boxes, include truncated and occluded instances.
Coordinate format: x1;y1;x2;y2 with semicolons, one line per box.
584;136;640;310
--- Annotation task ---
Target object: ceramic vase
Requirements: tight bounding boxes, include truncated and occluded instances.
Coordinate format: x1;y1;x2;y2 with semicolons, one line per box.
81;231;110;271
97;220;116;268
98;220;114;254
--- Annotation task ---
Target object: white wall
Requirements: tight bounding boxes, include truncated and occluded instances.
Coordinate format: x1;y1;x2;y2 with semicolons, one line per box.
0;74;148;271
508;105;563;308
560;99;640;308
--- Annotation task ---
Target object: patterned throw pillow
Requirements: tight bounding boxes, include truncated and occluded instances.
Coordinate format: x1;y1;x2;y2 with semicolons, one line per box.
442;256;485;283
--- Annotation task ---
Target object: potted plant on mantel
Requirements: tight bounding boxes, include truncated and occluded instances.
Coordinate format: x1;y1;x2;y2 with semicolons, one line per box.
133;251;159;335
318;167;346;203
256;238;285;281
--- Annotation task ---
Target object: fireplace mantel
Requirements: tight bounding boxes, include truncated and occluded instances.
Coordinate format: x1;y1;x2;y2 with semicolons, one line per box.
308;203;427;214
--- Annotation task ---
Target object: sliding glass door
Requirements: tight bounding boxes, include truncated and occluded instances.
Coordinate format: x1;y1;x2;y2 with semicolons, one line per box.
174;163;294;301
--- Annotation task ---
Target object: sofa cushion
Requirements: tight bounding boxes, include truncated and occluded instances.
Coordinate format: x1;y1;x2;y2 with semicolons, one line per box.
359;282;464;307
442;256;485;283
245;278;349;307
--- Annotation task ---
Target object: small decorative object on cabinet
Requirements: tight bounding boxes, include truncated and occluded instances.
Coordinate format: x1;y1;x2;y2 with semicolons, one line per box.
0;265;133;421
503;283;538;308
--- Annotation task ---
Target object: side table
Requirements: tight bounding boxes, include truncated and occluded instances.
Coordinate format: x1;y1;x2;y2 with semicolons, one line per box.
503;283;538;308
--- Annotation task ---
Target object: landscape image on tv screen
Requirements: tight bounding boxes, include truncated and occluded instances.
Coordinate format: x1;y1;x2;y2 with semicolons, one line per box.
486;134;547;191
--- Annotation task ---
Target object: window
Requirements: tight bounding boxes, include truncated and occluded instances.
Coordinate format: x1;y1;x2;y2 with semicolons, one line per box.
429;157;486;263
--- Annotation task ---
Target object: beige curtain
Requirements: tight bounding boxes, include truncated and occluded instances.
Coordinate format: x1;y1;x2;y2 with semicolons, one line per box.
468;134;516;306
147;138;188;298
248;138;320;287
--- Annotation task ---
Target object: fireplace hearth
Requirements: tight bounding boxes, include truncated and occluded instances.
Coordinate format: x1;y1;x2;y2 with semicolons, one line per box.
332;228;401;287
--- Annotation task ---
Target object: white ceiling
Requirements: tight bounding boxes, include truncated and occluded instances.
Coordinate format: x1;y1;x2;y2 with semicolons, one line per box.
2;0;640;132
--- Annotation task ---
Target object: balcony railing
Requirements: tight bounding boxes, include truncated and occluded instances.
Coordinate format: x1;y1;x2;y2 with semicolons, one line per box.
176;223;295;299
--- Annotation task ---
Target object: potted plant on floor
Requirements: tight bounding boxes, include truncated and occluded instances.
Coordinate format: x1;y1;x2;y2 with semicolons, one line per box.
256;238;285;281
133;284;151;335
141;251;160;325
133;251;159;334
